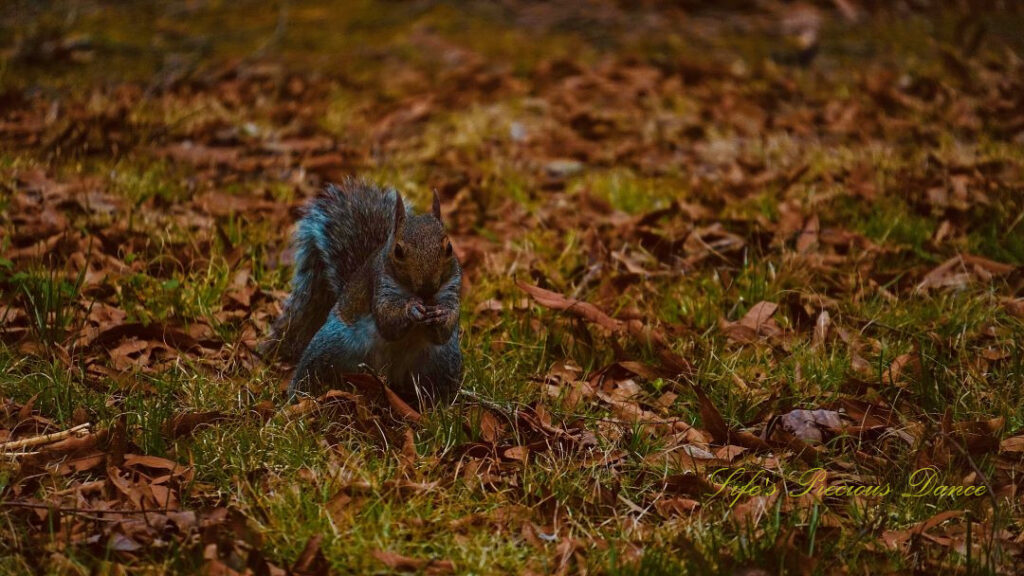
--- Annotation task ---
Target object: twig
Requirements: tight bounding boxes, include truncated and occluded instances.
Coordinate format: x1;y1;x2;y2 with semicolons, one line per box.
1;450;40;459
51;480;106;497
0;423;91;452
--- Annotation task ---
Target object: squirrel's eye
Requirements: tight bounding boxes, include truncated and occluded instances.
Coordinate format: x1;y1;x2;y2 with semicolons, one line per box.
394;243;406;260
443;240;452;256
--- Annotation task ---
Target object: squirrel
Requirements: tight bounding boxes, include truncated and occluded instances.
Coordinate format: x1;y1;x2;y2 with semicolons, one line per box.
263;177;463;404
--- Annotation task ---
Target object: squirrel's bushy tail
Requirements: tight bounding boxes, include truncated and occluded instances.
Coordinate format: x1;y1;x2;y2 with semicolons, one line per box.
263;179;399;362
262;214;338;363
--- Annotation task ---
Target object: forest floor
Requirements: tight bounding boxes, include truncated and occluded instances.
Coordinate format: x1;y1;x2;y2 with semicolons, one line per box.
1;1;1023;574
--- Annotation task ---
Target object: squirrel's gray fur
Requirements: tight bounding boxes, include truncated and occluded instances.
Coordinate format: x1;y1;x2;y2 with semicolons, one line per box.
264;177;462;403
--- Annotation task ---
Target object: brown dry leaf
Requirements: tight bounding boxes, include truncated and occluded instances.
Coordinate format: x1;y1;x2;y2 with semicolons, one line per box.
739;301;780;334
961;254;1014;276
123;454;188;475
882;510;964;550
654;496;701;518
916;254;1016;292
384;387;422;424
1001;298;1024;319
883;353;919;385
473;299;504;314
55;452;105;475
595;378;641;404
106;466;144;509
692;383;770;451
778;409;842;445
384;480;440;496
654;391;678;410
682;224;746;265
731;492;780;528
162;411;228;439
468;407;505;444
796;215;819;254
400;427;418;468
262;136;333;155
223;268;255;309
715;445;747;462
517;281;688;373
108;338;150;371
544;378;592;411
517;280;621;332
775;200;805;244
661;474;720;499
108;532;143;553
720;301;782;344
554;537;582;576
502;445;530;463
1000;433;1024;454
952;416;1004;455
162;142;240;167
194;191;279;217
291;534;330;576
613;360;666;381
85;302;128;328
544;360;585;384
372;550;454;574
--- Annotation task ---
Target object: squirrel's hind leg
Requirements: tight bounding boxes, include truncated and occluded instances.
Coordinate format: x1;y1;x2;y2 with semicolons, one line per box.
406;332;463;406
289;312;373;399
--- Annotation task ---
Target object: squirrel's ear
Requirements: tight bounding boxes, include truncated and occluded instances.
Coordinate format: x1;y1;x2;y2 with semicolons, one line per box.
432;189;442;221
393;194;406;236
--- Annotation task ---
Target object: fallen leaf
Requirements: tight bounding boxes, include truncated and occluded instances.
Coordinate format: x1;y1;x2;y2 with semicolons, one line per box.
372;550;454;574
292;534;329;576
779;409;842;444
654;496;701;517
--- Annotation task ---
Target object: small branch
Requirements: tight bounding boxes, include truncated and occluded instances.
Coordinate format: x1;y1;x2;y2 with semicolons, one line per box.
0;423;91;452
52;480;106;497
459;389;516;413
1;450;40;459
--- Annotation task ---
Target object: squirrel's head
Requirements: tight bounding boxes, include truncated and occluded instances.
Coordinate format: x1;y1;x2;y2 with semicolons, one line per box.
388;191;456;300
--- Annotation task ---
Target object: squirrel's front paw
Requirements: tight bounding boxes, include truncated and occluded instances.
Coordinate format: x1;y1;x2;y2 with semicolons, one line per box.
420;305;453;326
406;300;427;322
